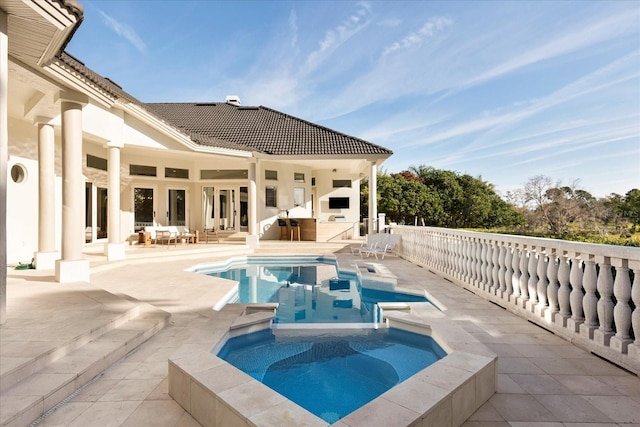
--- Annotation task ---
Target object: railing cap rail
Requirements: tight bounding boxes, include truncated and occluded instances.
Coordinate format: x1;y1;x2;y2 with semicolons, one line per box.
392;225;640;265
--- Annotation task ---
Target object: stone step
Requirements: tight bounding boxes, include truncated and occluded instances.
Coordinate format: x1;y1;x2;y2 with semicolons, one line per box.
0;302;170;427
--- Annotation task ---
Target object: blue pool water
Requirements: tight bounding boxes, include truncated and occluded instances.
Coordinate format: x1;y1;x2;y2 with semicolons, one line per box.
199;256;430;324
217;328;447;423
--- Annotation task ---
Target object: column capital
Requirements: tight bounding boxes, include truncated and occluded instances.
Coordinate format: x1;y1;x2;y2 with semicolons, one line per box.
33;116;54;126
105;140;124;149
55;91;89;107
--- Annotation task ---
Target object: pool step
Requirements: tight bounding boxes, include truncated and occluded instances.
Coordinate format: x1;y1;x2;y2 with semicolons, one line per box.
0;297;170;427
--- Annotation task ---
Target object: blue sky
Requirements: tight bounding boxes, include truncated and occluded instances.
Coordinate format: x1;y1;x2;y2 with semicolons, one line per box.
66;1;640;198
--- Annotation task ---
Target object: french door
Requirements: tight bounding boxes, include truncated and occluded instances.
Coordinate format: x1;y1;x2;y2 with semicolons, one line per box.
133;186;157;231
167;188;188;226
203;186;248;231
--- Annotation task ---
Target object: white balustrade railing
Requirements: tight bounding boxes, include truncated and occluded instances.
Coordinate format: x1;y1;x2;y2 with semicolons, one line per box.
391;225;640;375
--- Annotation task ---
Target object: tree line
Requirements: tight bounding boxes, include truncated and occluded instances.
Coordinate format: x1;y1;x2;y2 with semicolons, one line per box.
361;165;640;245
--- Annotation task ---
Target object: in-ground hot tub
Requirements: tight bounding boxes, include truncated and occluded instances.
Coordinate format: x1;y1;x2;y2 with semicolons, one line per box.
168;308;497;426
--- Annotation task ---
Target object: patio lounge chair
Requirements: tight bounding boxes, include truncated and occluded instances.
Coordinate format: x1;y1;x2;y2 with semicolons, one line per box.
350;234;389;257
360;234;400;260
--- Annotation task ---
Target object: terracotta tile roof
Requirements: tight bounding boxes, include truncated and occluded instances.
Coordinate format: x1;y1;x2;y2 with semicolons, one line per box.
56;51;392;157
145;102;393;156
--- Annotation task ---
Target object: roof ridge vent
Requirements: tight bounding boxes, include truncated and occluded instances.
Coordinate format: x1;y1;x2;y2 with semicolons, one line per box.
225;95;241;106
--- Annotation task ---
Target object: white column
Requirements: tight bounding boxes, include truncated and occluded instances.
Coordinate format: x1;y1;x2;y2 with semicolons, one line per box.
246;160;259;248
0;9;7;324
104;141;125;260
34;118;60;269
55;91;90;283
368;162;377;234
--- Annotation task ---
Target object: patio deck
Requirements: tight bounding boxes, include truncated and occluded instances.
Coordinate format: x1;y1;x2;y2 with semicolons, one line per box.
2;240;639;426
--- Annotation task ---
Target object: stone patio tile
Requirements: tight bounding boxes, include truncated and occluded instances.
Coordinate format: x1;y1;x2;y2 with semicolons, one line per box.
461;422;511;427
489;394;555;422
595;375;640;396
553;375;622;396
37;402;92;426
497;357;545;374
582;395;640;423
66;401;141;427
533;394;613;423
497;373;526;393
218;380;288;420
528;357;586;375
146;378;172;400
97;378;163;402
174;411;201;427
71;378;120;402
467;401;505;422
119;400;186;427
507;374;574;395
569;357;632;376
122;360;168;380
508;423;564;427
341;396;422;427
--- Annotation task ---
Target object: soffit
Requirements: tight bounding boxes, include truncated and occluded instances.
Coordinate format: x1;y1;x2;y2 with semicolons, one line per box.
1;0;80;66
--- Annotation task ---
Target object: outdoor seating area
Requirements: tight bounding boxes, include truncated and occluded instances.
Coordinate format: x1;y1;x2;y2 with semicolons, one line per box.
141;226;199;247
351;233;401;259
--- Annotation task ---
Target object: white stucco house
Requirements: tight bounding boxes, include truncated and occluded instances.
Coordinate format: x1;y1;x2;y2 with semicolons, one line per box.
0;0;392;317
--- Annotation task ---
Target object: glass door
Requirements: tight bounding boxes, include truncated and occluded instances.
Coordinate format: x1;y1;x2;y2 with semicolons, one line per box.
219;189;236;231
240;187;248;230
133;187;157;231
203;187;215;230
167;189;187;226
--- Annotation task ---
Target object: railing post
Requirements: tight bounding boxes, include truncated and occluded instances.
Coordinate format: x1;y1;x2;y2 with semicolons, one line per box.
610;259;632;354
568;253;584;333
594;257;614;346
580;255;599;339
556;252;572;328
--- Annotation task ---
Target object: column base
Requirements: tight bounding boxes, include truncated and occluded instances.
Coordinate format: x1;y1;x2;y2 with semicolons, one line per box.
104;242;126;261
55;259;90;283
246;235;259;249
34;251;60;270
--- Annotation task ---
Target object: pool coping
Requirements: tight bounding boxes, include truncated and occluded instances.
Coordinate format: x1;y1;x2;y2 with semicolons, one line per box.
168;304;497;426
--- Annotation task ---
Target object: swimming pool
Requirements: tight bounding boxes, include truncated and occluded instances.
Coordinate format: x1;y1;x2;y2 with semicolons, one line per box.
194;256;430;324
217;327;447;423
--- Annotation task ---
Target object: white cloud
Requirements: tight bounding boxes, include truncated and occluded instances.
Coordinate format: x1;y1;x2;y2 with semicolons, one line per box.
302;3;372;74
382;17;452;56
98;10;147;54
289;9;298;49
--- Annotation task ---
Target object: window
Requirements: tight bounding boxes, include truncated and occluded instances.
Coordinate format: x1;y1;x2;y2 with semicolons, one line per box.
294;188;305;207
312;177;316;187
165;167;189;179
130;164;157;177
10;164;27;183
201;169;248;179
87;154;107;171
329;197;350;209
294;172;305;183
265;170;278;180
332;179;351;188
266;186;277;207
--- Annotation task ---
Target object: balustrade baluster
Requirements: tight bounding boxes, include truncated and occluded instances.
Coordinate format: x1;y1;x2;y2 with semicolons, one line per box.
611;260;632;353
485;242;494;292
519;249;530;305
479;241;487;289
466;239;474;285
581;256;598;339
498;244;507;295
488;242;497;293
535;249;549;316
474;240;483;288
557;253;571;326
527;248;539;309
547;250;559;320
504;245;513;297
594;257;614;346
569;255;584;332
511;247;521;301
